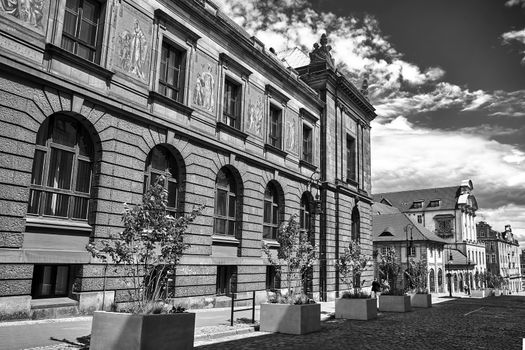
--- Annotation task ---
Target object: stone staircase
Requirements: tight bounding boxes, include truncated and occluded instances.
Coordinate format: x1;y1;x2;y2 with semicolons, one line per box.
30;297;79;319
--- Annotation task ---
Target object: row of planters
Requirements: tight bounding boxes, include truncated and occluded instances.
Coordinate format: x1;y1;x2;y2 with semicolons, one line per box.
84;177;432;348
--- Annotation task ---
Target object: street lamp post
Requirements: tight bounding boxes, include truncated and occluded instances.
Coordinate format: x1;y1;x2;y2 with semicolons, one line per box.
447;251;453;297
404;224;414;290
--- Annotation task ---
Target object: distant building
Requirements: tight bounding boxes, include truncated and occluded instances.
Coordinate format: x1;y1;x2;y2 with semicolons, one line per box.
372;202;447;293
374;180;486;292
477;222;522;293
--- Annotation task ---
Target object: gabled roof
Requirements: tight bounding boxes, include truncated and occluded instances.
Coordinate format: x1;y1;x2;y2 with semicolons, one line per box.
373;212;447;244
373;186;461;211
372;202;401;215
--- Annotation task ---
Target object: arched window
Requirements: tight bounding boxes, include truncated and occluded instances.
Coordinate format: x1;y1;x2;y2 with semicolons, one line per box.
263;182;281;240
429;269;435;292
351;206;360;243
144;146;179;212
214;167;238;236
300;192;312;233
28;115;94;220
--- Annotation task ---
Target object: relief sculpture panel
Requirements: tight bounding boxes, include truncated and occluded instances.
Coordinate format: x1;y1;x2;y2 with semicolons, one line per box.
192;52;218;114
245;85;264;138
285;110;298;154
112;2;152;83
0;0;48;33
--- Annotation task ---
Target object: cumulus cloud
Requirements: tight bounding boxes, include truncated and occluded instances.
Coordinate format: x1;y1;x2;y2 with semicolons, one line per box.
477;205;525;248
501;28;525;65
504;0;525;7
217;0;525;241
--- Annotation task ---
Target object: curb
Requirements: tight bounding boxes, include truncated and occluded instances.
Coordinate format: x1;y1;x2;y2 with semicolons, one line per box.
195;326;256;341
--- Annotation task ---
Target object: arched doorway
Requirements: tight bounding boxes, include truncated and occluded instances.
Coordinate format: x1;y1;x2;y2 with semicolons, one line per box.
429;269;435;292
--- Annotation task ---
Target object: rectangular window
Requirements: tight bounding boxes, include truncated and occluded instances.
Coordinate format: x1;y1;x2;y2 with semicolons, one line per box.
266;266;281;291
346;135;356;181
417;215;423;224
428;200;440;207
159;42;186;102
408;246;416;257
223;79;241;128
269;105;282;149
31;265;71;298
411;201;423;209
216;265;237;296
61;0;102;62
302;125;313;163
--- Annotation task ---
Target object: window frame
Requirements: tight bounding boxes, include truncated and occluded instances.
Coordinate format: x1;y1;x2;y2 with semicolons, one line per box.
27;115;94;222
31;264;72;299
143;146;180;214
302;123;313;164
263;182;281;240
346;134;356;182
213;168;238;237
268;104;283;149
222;76;242;129
60;0;104;63
216;265;237;296
158;40;186;103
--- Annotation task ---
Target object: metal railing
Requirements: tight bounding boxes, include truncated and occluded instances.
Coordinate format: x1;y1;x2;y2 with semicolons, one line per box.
230;291;256;326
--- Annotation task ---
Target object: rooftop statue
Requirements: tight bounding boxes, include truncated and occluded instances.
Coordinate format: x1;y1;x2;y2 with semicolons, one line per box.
309;33;335;70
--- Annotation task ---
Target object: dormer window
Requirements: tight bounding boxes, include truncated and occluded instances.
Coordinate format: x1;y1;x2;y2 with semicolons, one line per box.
411;201;423;209
428;200;440;208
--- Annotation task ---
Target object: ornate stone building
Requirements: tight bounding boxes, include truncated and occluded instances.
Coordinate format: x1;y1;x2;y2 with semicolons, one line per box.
374;180;487;293
0;0;375;319
477;222;522;293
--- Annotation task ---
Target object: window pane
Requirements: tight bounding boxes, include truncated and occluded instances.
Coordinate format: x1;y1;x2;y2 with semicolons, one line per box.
272;227;278;239
47;149;74;190
28;190;42;214
31;150;46;185
216;169;229;188
72;196;89;219
272;205;278;224
52;118;77;147
76;160;92;193
215;218;226;235
55;266;69;296
61;36;75;54
82;0;99;22
151;148;168;171
63;11;78;36
79;20;97;45
65;0;80;11
77;127;93;157
44;192;70;217
167;181;177;208
215;190;227;216
228;220;235;236
40;266;54;296
228;195;236;218
263;201;271;223
263;226;271;239
77;44;95;62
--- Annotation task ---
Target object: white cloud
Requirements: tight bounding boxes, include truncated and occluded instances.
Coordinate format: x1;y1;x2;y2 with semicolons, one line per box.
504;0;525;7
477;205;525;249
501;28;525;64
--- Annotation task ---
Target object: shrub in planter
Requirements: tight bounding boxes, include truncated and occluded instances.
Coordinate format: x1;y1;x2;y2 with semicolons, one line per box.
261;214;319;334
86;176;205;350
406;259;432;308
334;241;376;320
378;248;411;312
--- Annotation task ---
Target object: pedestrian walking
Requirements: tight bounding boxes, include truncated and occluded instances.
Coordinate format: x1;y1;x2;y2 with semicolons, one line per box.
372;278;381;298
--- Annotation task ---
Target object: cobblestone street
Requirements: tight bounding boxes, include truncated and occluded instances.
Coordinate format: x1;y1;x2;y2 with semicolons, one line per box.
196;296;525;350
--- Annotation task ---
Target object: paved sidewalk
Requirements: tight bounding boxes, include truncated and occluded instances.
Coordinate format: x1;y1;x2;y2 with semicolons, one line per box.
0;302;335;350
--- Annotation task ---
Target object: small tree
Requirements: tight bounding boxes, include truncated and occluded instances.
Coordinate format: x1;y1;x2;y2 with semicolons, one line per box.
86;176;205;314
336;240;371;297
378;247;402;295
263;214;317;304
407;259;428;293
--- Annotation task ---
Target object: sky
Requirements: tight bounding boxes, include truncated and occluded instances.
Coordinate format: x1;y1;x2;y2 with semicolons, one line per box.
215;0;525;247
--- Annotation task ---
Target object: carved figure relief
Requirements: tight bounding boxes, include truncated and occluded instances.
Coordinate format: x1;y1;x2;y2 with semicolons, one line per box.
113;4;151;83
247;98;263;137
0;0;46;31
193;63;216;112
285;116;297;152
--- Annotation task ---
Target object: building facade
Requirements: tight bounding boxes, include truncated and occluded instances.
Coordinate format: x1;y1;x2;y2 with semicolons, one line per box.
0;0;375;319
477;222;522;293
372;202;447;293
374;180;486;293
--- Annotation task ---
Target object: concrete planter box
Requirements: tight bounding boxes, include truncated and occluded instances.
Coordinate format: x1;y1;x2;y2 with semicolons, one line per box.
378;295;411;313
410;293;432;308
471;289;489;298
260;303;321;334
335;298;377;320
90;311;195;350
